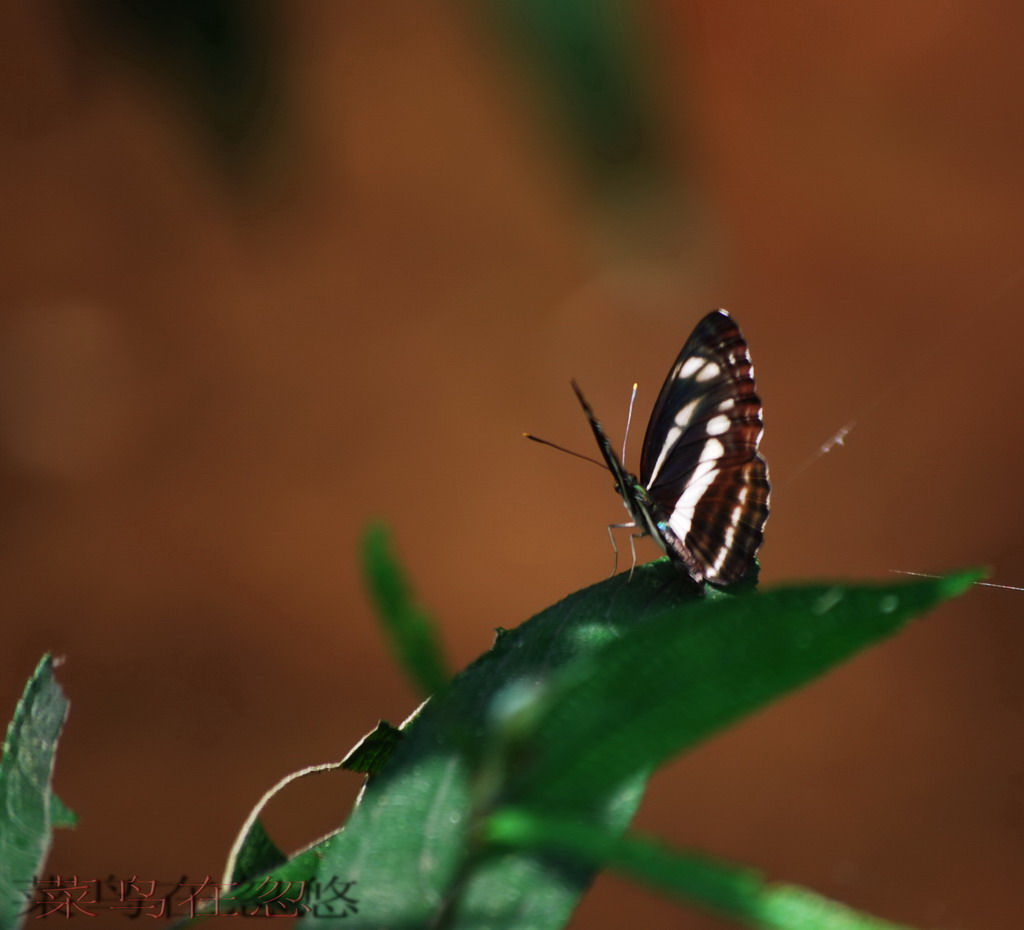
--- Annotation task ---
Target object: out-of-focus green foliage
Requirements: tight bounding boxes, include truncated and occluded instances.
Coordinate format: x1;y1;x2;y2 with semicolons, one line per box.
0;656;72;930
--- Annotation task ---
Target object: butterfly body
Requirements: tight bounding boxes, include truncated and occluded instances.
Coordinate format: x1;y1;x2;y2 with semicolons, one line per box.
570;309;770;588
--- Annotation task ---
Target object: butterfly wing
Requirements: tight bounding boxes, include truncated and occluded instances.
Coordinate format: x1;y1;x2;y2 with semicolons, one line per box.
638;309;770;586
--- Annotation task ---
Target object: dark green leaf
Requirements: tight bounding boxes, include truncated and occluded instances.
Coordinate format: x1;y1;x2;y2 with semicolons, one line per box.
486;807;916;930
170;833;337;927
299;560;704;928
247;563;971;930
340;720;403;776
0;655;71;930
483;0;664;187
512;570;980;813
227;816;287;886
362;524;450;697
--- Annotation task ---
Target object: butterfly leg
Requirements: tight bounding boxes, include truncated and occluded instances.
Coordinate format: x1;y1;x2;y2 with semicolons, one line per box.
606;522;636;577
626;531;649;581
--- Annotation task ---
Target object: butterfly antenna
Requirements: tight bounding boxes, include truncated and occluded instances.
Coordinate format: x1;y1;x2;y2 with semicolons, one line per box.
522;434;608;470
621;382;639;464
781;420;856;488
889;569;1024;593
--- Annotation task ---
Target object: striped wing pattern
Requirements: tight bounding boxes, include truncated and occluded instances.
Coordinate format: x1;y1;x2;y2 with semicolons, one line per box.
638;309;769;586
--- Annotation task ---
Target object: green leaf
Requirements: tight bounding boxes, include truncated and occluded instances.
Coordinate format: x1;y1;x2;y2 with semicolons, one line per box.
0;655;71;930
508;569;981;814
299;560;704;928
362;524;449;697
227;816;287;886
169;836;335;928
272;564;971;929
340;720;403;776
223;760;351;893
48;794;78;830
486;807;916;930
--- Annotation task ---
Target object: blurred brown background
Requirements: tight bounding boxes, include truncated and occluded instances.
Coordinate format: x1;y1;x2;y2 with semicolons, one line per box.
2;1;1024;927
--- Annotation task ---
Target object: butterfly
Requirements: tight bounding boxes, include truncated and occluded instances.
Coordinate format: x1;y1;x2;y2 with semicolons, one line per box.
530;309;770;588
